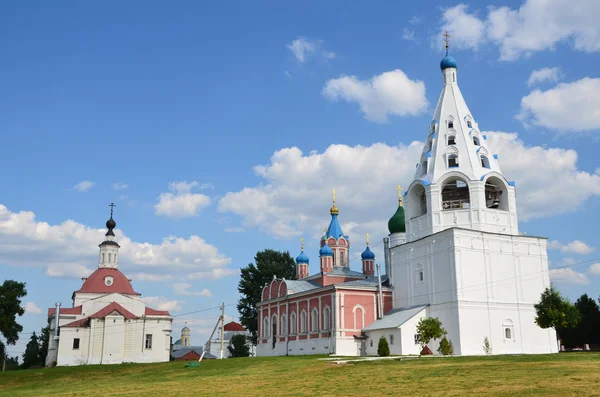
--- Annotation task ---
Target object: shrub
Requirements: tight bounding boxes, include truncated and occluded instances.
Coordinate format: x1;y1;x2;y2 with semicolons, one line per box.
377;336;390;357
483;336;492;355
227;334;250;358
438;336;454;356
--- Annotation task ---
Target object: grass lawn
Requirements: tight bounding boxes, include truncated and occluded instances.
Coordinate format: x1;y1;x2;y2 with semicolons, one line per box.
1;353;599;397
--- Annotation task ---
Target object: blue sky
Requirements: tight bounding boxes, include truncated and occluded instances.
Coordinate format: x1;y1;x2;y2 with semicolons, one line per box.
2;0;600;356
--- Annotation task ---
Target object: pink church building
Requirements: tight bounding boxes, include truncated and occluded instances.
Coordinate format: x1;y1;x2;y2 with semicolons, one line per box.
257;196;393;356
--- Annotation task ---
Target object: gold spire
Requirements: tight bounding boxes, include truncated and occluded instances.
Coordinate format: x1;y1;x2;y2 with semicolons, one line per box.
366;232;370;246
396;184;404;207
300;237;305;251
443;30;451;55
330;188;339;215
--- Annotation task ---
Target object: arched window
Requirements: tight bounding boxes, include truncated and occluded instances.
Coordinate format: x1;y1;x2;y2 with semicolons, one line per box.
114;253;117;263
300;311;307;333
426;140;433;152
340;251;345;267
467;120;472;128
353;306;364;330
447;135;456;145
102;253;105;263
290;312;297;334
311;308;319;332
505;327;512;339
448;121;454;129
448;153;459;167
408;184;427;218
503;318;514;341
480;155;490;168
485;176;509;210
323;307;331;330
441;177;470;210
473;136;480;146
421;160;428;175
272;315;278;336
281;314;287;335
263;317;269;338
108;253;112;263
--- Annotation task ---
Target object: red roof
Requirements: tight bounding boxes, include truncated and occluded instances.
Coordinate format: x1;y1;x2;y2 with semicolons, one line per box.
145;307;171;316
62;317;91;328
47;306;82;317
74;268;141;296
223;321;246;332
62;302;139;328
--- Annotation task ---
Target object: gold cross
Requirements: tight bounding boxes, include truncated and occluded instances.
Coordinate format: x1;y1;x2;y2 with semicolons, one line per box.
443;31;451;54
396;184;404;198
332;188;336;204
366;233;370;246
300;237;304;250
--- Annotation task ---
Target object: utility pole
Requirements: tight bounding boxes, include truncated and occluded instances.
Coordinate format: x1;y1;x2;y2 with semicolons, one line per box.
219;302;225;359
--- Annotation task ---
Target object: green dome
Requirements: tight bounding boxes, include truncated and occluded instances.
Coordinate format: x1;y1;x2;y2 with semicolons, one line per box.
388;203;406;234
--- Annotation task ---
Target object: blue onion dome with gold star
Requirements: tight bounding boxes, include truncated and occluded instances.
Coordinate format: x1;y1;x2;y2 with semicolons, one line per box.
388;185;406;234
296;238;310;264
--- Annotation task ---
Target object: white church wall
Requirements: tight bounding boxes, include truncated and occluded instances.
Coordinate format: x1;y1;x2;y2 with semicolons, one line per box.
102;315;126;364
56;327;91;366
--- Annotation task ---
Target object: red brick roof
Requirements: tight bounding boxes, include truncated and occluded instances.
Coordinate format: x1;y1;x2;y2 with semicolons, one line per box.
223;321;246;331
47;306;82;317
61;302;140;328
62;317;91;328
74;268;141;296
145;307;171;316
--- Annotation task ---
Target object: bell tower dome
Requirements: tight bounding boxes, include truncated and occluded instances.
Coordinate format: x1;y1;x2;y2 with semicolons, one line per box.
98;203;120;268
403;40;518;242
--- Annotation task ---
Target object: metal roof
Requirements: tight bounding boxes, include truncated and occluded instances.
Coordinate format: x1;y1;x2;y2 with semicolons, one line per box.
362;305;428;331
285;280;321;294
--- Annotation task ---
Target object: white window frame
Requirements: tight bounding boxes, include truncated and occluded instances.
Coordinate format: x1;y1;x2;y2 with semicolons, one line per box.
145;334;153;349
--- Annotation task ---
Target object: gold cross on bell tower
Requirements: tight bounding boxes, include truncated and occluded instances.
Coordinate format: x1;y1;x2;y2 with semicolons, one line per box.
396;184;404;206
300;237;305;251
443;30;451;55
365;232;370;246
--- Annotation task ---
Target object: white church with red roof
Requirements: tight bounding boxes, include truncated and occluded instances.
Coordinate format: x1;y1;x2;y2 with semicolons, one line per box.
45;209;173;366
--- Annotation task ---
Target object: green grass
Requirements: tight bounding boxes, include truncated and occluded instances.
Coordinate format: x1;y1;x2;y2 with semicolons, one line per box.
1;354;600;397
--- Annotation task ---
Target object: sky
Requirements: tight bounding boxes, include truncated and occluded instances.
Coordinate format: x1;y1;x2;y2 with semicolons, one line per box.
2;0;600;357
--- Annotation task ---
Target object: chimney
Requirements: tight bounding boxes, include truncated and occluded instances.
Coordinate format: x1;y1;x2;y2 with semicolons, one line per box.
54;302;61;340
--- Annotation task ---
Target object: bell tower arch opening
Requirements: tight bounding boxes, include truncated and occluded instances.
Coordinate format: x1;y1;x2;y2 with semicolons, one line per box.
441;177;470;210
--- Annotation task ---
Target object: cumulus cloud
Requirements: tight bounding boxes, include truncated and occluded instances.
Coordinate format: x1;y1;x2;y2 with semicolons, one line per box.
518;78;600;133
402;29;415;41
130;273;173;282
547;240;595;255
0;204;234;279
322;70;428;123
155;181;211;218
218;132;600;244
24;302;42;315
549;268;589;285
112;183;129;191
73;181;94;192
437;1;600;61
172;283;212;297
140;296;182;312
588;263;600;275
527;67;563;87
286;37;335;63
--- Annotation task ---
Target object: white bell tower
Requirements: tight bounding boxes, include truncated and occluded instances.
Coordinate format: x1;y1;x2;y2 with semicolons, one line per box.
98;203;120;268
404;36;518;242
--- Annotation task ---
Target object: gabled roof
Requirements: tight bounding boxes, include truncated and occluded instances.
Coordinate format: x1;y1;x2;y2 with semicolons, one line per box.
284;280;321;294
362;305;428;331
62;302;140;328
75;268;141;296
338;275;389;288
223;321;245;332
145;307;171;316
171;347;204;359
48;306;82;317
62;317;91;328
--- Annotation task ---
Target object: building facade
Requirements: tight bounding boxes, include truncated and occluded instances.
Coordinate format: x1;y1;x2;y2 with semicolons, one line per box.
45;212;173;366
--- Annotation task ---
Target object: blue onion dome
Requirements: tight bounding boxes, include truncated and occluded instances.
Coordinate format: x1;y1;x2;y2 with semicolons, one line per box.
296;250;310;264
319;242;333;257
440;55;457;70
361;246;375;260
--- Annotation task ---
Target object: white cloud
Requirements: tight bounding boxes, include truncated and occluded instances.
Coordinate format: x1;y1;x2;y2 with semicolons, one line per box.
112;183;129;191
172;283;212;297
549;268;589;285
224;227;244;233
322;70;428;123
24;302;42;315
73;181;94;192
437;1;600;61
130;273;173;282
588;263;600;275
286;37;335;63
402;29;415;41
409;16;421;25
547;240;594;255
518;78;600;133
218;132;600;243
0;204;234;279
527;67;562;87
188;268;239;280
140;296;182;312
155;181;211;218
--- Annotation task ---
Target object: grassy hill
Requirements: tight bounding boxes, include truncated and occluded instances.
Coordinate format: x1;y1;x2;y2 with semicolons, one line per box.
1;353;599;397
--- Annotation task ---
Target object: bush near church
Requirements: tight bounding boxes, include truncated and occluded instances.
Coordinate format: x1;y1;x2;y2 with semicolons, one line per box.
377;336;390;357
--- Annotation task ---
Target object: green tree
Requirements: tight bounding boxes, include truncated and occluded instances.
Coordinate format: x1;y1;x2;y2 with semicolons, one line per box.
22;332;40;369
227;334;250;358
237;250;296;344
416;317;447;350
377;336;390;357
438;336;454;355
0;280;27;345
38;323;50;366
574;294;600;346
534;286;579;342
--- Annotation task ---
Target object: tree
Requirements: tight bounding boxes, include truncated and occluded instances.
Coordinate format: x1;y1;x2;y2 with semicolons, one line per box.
534;286;579;342
227;334;250;358
483;336;492;355
22;332;40;369
377;336;390;357
416;317;447;350
438;336;454;356
0;280;27;345
38;323;50;366
237;250;296;344
574;294;600;346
